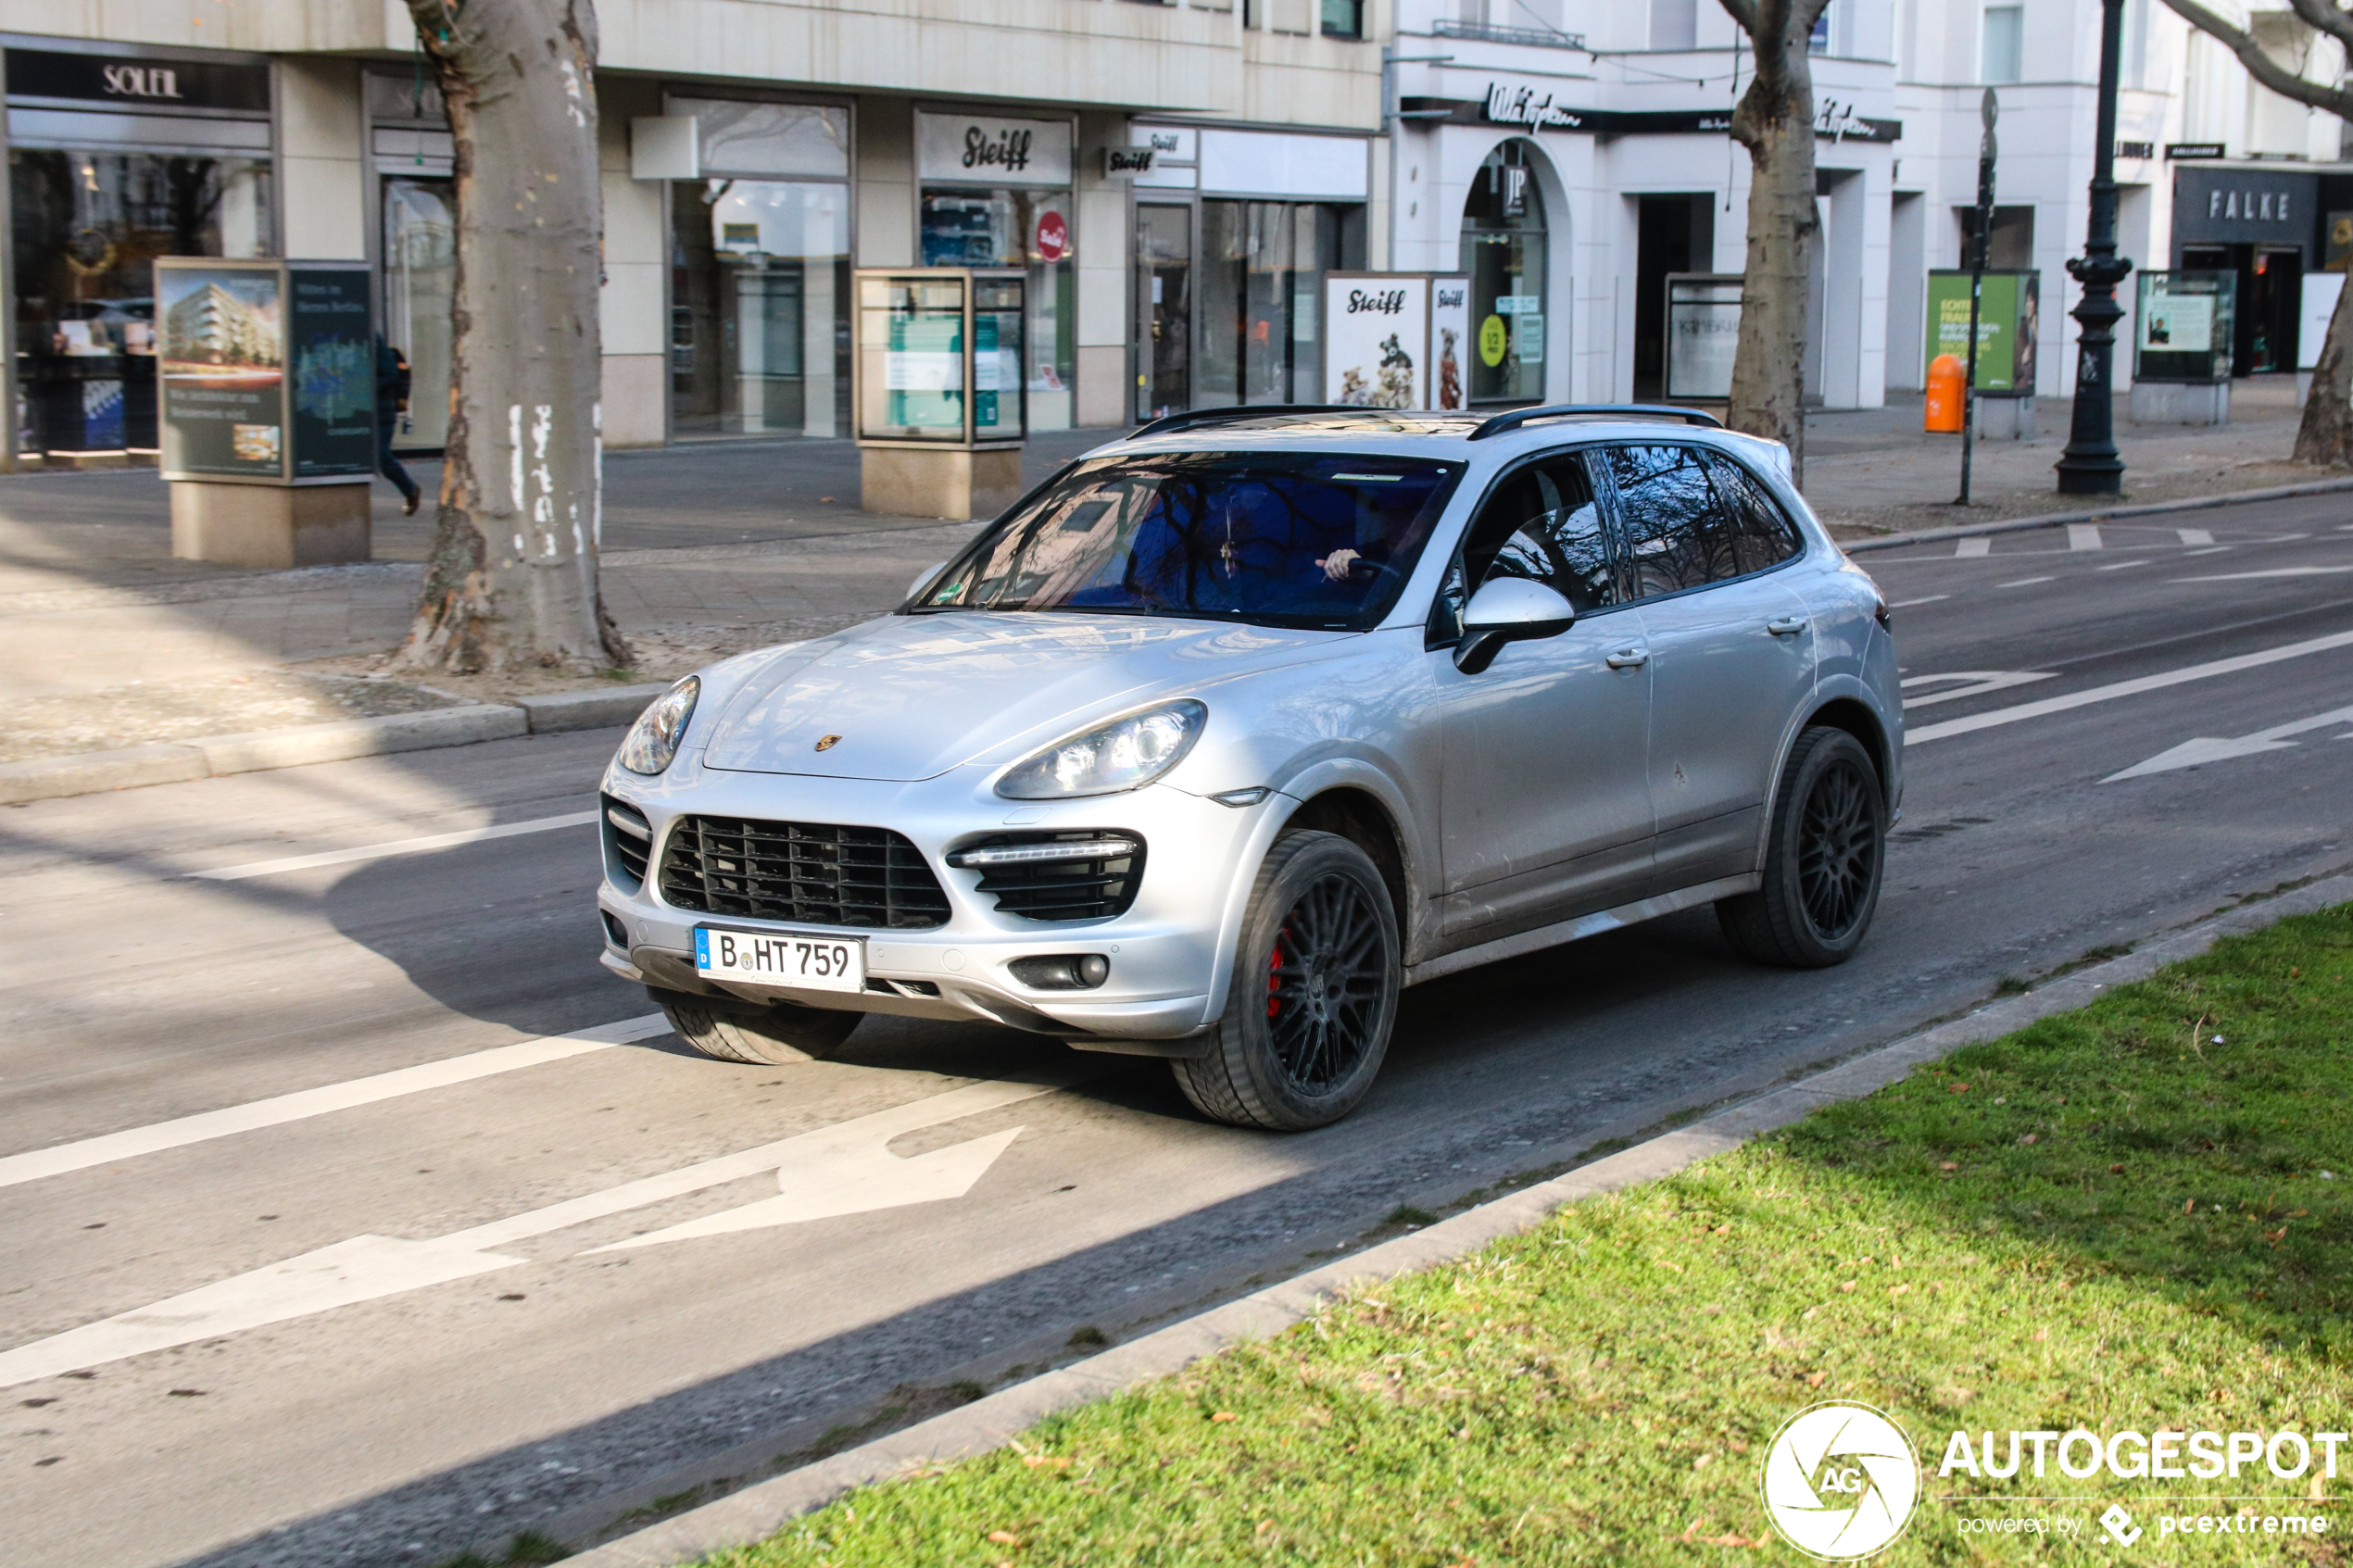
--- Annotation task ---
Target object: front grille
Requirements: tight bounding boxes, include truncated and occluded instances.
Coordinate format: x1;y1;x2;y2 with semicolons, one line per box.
602;796;652;889
659;815;950;929
954;832;1145;922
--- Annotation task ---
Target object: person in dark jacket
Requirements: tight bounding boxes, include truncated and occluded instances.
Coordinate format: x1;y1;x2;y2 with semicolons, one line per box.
375;335;422;516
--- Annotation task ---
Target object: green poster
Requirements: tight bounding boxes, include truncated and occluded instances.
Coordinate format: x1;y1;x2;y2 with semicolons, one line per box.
1925;270;2039;394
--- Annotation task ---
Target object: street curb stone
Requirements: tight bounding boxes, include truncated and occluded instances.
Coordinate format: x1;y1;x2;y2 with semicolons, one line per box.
0;743;208;805
1841;474;2353;554
562;869;2353;1568
517;684;673;734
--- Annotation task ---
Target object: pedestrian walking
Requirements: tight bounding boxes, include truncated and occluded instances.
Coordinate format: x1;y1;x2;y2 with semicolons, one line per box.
375;334;422;516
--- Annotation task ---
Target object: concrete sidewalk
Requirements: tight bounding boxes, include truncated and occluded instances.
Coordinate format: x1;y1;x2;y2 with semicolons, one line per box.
0;385;2335;755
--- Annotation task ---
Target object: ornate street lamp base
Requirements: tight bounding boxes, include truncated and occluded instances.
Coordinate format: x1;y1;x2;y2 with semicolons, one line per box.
2054;454;2124;495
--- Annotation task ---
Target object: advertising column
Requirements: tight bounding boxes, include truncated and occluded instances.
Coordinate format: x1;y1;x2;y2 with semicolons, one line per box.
157;258;375;566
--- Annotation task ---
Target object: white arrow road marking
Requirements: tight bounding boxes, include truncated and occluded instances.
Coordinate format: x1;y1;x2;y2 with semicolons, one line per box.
0;1075;1067;1388
0;1013;672;1190
188;810;598;882
2172;566;2353;583
1899;671;2056;709
2104;704;2353;781
1905;629;2353;746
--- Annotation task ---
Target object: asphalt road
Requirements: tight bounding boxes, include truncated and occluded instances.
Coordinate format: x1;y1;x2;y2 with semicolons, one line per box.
3;493;2349;1568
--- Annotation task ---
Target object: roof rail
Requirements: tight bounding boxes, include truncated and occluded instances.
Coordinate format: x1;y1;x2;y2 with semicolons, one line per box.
1467;403;1725;440
1127;404;1366;440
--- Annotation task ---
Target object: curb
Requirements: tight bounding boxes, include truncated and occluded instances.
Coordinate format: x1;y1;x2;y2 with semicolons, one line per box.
0;684;668;807
1839;474;2353;554
562;868;2353;1568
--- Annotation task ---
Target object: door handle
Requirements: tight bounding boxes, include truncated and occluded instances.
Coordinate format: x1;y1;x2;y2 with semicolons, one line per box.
1767;615;1810;636
1605;646;1650;670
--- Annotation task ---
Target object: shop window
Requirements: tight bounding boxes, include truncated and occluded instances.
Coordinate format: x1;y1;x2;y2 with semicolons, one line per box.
672;178;850;439
10;149;271;458
919;187;1076;431
383;178;455;451
1193;200;1362;409
1458;140;1548;406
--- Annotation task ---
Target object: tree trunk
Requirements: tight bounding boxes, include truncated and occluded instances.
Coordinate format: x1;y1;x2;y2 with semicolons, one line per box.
396;0;623;674
1723;0;1830;488
2292;270;2353;468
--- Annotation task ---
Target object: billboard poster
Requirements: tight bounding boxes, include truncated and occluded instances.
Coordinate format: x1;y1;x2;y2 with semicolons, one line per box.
157;260;284;479
1666;276;1743;401
1323;275;1429;408
287;267;375;480
1428;277;1470;411
1925;270;2039;395
2133;270;2236;382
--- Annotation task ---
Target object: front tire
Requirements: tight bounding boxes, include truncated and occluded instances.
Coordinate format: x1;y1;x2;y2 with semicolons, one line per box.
652;987;862;1064
1171;831;1401;1131
1718;726;1886;968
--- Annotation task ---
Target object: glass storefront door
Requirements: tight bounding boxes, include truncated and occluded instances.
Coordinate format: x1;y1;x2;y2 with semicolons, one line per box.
671;178;849;438
1459;141;1548;405
382;176;454;450
10;148;271;457
1136;204;1192;420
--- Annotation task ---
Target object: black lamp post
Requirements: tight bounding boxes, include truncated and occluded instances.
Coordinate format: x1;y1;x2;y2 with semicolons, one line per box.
2056;0;2133;495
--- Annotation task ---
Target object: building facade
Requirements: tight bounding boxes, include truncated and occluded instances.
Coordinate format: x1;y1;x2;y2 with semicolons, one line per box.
5;0;2347;467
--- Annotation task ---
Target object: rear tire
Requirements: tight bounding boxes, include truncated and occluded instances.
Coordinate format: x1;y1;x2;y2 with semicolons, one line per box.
1170;831;1400;1131
652;987;862;1064
1717;726;1886;969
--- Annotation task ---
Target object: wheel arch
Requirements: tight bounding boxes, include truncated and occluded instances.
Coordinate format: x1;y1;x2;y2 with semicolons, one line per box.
1283;784;1412;927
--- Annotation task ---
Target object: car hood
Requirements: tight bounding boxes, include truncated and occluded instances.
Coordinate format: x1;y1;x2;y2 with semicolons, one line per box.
698;612;1346;782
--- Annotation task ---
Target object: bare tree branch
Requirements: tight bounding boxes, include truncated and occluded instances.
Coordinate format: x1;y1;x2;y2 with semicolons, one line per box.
2284;0;2353;57
2161;0;2353;119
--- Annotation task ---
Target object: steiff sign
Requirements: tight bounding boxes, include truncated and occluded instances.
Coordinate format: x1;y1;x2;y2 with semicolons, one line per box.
915;112;1073;187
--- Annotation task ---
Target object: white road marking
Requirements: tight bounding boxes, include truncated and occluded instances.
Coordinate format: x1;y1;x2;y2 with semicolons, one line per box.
1998;576;2056;587
2095;559;2150;571
189;810;598;881
2182;546;2233;557
0;1013;671;1189
1906;629;2353;746
0;1075;1068;1388
1890;595;1950;608
2106;704;2353;782
2172;567;2353;582
1955;537;1991;558
1899;671;2057;710
2068;524;2104;551
2176;528;2214;546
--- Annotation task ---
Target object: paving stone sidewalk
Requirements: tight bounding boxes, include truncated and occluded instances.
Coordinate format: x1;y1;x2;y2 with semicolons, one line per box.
0;384;2335;757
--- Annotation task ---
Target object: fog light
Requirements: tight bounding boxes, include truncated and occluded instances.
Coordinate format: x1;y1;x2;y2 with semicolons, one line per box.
1009;953;1111;990
600;911;628;948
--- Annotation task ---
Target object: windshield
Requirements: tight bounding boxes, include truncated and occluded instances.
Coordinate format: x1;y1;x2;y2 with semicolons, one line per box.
912;451;1465;631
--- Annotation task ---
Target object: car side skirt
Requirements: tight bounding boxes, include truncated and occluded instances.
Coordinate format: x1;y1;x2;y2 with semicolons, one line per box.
1403;872;1761;987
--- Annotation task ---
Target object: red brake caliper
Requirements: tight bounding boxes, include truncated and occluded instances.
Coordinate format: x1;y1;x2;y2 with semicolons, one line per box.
1266;936;1285;1020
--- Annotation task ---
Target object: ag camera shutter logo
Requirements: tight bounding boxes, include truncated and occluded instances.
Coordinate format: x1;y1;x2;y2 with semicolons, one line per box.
1761;1401;1921;1560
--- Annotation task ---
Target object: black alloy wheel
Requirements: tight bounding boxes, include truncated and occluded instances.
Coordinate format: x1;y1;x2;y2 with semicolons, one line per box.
1172;830;1402;1130
1718;726;1887;969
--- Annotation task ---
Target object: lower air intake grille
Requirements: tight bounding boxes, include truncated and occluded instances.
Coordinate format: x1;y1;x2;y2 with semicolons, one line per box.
956;832;1145;922
660;816;951;929
602;796;652;889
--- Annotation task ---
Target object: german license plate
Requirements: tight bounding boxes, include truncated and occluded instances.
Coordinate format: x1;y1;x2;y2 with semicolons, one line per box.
693;927;866;994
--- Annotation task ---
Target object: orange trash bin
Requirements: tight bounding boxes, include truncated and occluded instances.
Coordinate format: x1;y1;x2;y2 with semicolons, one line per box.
1924;353;1965;433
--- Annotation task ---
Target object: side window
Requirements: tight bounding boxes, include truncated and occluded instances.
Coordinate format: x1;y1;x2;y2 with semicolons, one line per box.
1597;443;1731;597
1702;451;1804;574
1431;452;1617;640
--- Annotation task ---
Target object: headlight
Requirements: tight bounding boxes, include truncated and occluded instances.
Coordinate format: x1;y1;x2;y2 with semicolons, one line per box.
997;700;1206;799
617;676;698;775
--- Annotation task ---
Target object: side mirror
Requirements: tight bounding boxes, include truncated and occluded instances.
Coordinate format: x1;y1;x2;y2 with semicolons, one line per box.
906;559;950;601
1453;577;1575;674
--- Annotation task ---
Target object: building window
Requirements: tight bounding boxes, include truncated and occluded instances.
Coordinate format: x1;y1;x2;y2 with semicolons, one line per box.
1982;5;2024;84
1651;0;1697;51
1320;0;1365;38
1809;5;1831;54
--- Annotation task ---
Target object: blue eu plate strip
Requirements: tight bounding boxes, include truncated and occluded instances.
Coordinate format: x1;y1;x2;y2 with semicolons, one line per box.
693;928;710;969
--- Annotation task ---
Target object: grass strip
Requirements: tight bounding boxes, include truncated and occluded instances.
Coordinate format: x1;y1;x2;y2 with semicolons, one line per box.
687;907;2353;1565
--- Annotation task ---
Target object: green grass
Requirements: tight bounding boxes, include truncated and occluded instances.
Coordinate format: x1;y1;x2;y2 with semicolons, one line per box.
686;908;2353;1566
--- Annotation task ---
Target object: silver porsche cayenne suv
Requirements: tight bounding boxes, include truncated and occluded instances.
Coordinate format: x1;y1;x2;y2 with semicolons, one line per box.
596;406;1903;1130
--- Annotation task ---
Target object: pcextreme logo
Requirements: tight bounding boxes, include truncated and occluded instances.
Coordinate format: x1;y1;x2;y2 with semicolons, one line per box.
1761;1401;1922;1561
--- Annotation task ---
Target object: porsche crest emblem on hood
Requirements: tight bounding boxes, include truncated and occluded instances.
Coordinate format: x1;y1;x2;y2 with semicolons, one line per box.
813;734;842;752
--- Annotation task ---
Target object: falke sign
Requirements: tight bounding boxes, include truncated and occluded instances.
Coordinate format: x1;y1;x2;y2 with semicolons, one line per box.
915;111;1073;188
5;47;270;113
2173;166;2317;249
